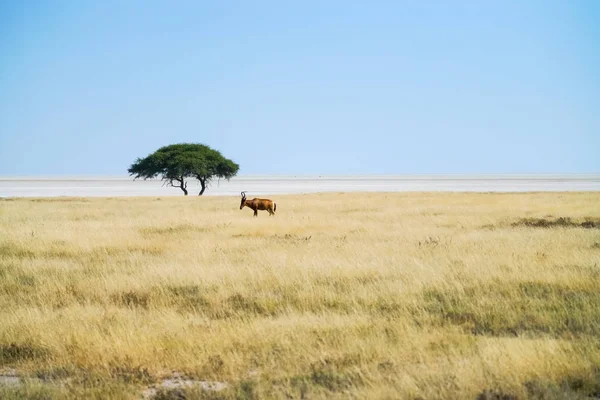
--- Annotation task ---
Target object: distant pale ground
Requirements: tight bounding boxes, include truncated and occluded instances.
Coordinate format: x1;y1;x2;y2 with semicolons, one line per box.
0;175;599;197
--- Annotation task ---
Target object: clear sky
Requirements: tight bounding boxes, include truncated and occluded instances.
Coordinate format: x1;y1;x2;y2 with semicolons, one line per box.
1;1;598;176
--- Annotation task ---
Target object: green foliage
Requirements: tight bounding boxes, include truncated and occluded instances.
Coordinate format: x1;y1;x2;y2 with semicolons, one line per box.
128;143;239;195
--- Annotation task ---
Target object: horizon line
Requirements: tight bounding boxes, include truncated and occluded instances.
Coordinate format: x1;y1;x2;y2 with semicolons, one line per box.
1;173;599;180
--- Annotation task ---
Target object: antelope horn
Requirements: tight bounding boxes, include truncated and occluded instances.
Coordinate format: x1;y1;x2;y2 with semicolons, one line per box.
241;191;246;198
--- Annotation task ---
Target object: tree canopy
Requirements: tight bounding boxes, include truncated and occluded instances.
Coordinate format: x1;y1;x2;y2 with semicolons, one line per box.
128;143;239;195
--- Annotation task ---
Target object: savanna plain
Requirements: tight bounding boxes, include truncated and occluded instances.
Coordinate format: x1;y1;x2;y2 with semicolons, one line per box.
1;192;599;400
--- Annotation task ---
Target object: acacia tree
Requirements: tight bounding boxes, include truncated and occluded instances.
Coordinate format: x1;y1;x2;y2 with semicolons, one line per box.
128;143;239;195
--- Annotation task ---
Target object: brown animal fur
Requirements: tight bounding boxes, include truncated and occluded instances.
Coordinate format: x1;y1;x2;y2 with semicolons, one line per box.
240;192;276;217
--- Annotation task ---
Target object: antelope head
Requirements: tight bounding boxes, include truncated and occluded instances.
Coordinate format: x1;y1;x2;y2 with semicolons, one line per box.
240;191;247;210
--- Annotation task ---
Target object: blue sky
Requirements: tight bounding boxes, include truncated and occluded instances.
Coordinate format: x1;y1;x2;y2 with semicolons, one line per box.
0;1;598;175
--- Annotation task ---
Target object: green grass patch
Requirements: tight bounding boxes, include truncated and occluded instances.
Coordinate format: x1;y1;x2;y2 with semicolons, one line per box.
0;343;52;365
422;279;600;338
512;217;600;229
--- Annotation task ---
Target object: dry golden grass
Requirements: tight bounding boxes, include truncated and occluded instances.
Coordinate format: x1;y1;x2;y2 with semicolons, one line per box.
0;192;599;399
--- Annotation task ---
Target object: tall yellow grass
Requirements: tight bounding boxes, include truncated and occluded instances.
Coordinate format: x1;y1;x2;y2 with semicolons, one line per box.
0;192;599;399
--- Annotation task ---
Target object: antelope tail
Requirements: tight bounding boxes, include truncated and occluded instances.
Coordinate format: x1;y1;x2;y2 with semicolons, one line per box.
274;203;277;212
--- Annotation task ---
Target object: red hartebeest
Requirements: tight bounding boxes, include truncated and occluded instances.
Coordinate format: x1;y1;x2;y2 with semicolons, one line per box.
240;192;276;217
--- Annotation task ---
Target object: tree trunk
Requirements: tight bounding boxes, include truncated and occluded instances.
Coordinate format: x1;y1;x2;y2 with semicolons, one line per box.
173;177;188;195
198;178;206;196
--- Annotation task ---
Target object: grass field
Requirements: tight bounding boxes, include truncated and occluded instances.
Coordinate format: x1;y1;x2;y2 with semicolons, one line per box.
0;192;599;399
